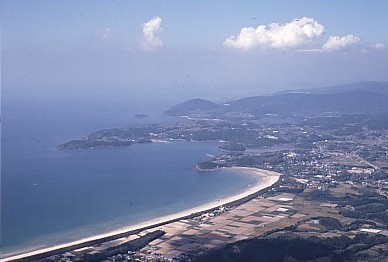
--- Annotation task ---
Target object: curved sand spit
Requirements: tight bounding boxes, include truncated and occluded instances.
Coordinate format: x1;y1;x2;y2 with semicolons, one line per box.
2;167;280;261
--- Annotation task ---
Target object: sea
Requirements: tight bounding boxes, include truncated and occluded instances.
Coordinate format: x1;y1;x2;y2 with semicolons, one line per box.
1;93;260;256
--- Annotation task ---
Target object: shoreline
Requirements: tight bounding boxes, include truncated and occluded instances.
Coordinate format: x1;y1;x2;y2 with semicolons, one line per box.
2;167;281;261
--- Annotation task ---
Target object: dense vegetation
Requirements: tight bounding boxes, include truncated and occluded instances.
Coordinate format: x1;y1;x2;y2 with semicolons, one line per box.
306;189;388;226
164;98;219;116
194;233;388;262
166;83;388;118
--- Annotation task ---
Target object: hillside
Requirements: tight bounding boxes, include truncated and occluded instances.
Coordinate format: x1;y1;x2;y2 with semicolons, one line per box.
226;91;388;115
165;82;388;117
304;81;388;95
276;81;388;95
164;98;219;116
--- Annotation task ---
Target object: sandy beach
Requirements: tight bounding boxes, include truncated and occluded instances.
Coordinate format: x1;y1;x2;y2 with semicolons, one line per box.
2;167;280;261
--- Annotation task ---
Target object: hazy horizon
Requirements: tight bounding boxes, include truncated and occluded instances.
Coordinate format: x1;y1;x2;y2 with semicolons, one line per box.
2;2;388;261
2;1;388;104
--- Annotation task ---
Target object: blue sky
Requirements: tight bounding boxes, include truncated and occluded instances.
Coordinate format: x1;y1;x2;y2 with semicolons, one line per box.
2;0;388;100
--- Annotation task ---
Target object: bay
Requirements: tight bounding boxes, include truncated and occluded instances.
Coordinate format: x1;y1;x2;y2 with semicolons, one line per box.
1;95;259;256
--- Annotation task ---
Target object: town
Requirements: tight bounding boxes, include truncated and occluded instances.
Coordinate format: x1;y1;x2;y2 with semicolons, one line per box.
46;94;388;261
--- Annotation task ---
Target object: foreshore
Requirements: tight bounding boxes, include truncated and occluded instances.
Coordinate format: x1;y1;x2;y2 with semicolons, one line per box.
2;167;281;262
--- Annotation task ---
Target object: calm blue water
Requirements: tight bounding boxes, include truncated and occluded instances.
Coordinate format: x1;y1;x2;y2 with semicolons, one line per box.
1;95;259;255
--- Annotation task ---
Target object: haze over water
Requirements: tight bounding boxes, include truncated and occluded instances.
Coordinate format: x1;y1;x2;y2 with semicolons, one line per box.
1;94;259;255
2;1;388;260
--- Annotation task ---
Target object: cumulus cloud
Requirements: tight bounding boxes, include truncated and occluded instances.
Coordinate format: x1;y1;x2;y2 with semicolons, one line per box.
372;43;385;49
142;16;163;51
322;35;360;52
223;17;324;51
361;42;385;54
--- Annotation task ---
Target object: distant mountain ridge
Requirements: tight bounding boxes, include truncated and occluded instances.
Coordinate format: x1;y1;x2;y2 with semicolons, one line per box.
165;82;388;116
277;81;388;95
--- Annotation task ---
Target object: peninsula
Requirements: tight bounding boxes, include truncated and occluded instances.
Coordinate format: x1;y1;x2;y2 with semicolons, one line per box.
10;82;388;261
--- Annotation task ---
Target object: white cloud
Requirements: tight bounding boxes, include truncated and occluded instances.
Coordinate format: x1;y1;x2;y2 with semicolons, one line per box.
322;35;360;52
372;43;385;49
142;16;163;51
103;27;111;39
298;48;323;53
361;48;369;54
361;43;385;54
223;17;324;51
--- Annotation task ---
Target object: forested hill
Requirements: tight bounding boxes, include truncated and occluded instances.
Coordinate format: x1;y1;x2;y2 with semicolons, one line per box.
164;98;219;116
165;82;388;117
